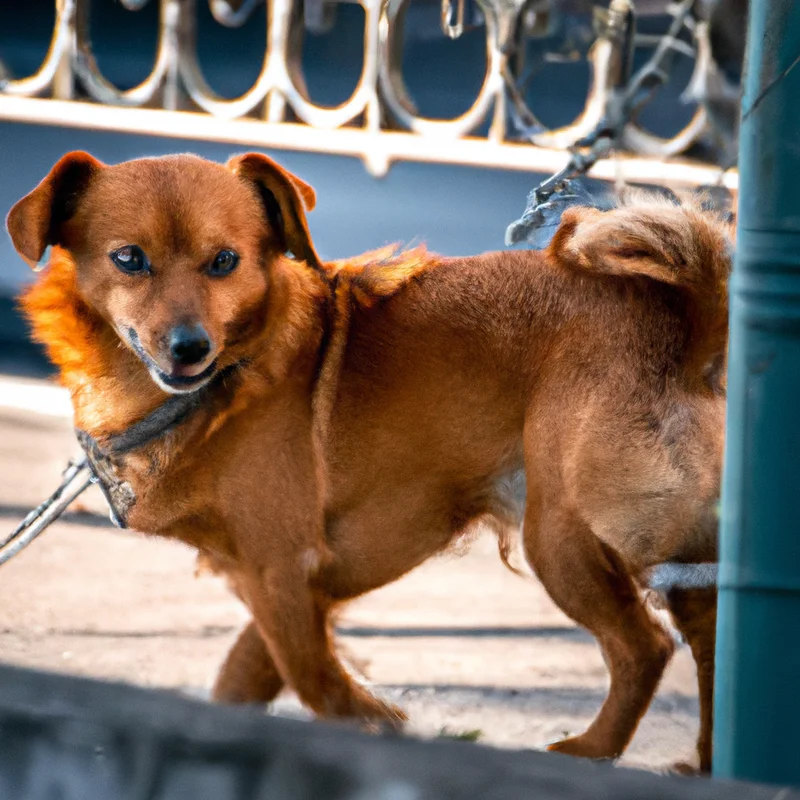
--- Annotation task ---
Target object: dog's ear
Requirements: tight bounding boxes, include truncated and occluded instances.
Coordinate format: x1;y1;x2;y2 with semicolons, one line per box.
6;151;105;269
227;152;322;271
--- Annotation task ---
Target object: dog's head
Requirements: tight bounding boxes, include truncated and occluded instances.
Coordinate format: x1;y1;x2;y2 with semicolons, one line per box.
6;151;321;394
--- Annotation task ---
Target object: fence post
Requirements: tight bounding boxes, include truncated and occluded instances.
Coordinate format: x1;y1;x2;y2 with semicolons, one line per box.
715;0;800;785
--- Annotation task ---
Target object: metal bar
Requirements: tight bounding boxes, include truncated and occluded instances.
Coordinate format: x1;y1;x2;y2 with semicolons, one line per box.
714;0;800;785
0;96;740;188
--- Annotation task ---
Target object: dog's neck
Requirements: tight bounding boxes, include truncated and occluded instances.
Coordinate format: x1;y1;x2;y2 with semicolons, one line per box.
21;247;330;449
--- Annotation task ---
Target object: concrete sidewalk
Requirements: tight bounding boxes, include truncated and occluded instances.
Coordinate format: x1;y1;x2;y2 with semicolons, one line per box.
0;376;700;772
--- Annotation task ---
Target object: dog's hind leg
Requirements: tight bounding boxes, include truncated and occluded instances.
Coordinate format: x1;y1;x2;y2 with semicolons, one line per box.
665;588;717;773
523;502;675;760
213;620;285;705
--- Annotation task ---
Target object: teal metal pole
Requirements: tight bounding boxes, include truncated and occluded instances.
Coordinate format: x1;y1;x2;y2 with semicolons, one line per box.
715;0;800;785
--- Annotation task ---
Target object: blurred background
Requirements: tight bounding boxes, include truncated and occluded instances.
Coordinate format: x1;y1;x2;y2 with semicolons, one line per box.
0;0;743;772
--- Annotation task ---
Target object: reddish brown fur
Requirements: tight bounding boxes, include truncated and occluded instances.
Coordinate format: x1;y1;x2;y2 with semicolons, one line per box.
7;153;732;771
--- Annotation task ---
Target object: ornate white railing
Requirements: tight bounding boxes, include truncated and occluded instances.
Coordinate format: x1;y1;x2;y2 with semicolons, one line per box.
0;0;738;189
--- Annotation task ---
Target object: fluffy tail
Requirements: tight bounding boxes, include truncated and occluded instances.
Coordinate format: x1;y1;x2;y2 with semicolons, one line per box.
547;195;734;388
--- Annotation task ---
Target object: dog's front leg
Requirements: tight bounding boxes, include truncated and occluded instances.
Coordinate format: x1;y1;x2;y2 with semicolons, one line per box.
237;563;405;729
222;397;405;729
213;620;285;704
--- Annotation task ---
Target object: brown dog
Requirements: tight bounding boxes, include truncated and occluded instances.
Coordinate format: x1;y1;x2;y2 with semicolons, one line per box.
6;152;731;771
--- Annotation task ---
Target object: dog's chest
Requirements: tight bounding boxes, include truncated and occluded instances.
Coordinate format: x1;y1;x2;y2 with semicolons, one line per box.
87;444;221;549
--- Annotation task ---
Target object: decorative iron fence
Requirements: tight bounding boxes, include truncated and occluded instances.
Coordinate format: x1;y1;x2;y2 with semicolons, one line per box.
0;0;737;188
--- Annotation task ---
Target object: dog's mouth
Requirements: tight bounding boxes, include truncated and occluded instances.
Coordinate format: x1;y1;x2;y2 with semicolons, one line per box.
125;328;218;395
156;360;218;391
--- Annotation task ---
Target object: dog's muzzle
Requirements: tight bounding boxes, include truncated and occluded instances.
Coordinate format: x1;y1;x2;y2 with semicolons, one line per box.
126;327;217;394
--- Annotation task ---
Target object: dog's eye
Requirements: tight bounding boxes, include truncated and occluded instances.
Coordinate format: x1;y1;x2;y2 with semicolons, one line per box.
110;245;150;275
209;249;240;277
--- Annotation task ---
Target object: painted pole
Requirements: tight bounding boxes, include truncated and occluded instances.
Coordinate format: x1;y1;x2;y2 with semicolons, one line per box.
715;0;800;785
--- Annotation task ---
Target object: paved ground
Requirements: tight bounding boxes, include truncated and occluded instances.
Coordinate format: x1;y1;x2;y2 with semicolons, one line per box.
0;374;700;773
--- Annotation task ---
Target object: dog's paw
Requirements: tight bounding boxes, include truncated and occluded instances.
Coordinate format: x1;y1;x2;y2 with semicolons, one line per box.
342;688;407;734
667;759;709;777
364;714;407;737
546;735;619;762
361;698;408;734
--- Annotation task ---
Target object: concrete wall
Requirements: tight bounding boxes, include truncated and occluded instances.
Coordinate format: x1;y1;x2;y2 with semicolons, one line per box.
0;663;793;800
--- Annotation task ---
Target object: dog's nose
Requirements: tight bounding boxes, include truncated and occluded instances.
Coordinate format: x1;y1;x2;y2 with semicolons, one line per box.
168;324;211;366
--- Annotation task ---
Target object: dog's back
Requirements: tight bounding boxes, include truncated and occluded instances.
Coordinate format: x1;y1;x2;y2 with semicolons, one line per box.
328;196;731;404
316;199;731;597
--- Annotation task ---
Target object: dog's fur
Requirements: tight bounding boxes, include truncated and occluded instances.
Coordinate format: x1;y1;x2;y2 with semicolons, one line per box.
6;152;732;771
